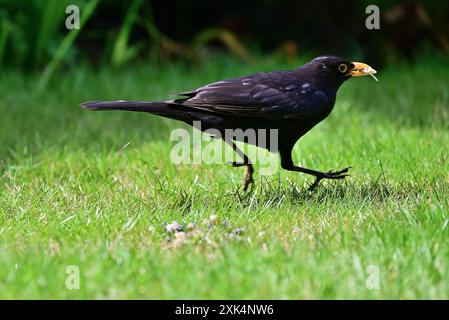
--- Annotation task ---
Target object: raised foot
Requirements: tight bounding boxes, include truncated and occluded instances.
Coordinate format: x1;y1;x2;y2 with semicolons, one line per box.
324;166;352;178
308;166;352;191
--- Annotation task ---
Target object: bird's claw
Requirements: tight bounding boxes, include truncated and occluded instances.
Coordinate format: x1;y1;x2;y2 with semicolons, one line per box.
228;161;254;191
242;164;254;191
326;166;351;177
308;166;351;191
243;175;254;192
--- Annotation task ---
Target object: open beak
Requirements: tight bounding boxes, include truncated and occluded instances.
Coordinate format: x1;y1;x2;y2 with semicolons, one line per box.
350;62;377;77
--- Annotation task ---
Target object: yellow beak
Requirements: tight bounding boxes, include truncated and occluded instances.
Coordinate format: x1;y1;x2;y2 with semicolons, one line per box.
350;62;377;77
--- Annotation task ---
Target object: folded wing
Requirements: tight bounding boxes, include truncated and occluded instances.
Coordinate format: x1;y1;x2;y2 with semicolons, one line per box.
177;71;330;120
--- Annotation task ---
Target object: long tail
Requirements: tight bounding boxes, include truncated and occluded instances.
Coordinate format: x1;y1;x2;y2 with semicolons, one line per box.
80;100;196;123
80;100;172;113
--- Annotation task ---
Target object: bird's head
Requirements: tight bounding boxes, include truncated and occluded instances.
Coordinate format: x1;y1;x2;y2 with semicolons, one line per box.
301;56;377;88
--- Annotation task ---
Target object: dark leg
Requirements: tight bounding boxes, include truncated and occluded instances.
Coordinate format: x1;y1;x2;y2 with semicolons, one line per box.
280;148;351;191
225;140;254;191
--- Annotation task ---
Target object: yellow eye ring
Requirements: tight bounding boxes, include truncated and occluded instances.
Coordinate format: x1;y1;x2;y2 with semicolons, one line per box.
338;64;348;73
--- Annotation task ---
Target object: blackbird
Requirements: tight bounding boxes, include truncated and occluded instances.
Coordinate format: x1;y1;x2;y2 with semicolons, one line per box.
81;56;377;191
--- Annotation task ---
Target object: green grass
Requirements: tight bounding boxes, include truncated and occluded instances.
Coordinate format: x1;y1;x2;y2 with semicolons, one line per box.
0;55;448;299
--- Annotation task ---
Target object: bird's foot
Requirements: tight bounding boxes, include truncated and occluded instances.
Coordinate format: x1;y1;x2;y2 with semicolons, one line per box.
242;164;254;191
325;167;351;177
226;162;254;191
308;167;351;191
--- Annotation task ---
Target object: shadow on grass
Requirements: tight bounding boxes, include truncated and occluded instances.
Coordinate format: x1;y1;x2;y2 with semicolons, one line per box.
157;176;442;214
237;179;413;205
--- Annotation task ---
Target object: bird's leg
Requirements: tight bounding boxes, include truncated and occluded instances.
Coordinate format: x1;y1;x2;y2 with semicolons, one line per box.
226;140;254;191
280;149;350;191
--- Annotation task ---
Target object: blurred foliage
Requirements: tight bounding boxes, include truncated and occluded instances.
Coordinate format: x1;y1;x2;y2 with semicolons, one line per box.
0;0;448;77
37;0;100;90
111;0;144;66
0;0;72;68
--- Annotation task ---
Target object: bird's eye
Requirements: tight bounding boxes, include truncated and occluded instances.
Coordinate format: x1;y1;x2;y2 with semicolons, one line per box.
338;64;348;73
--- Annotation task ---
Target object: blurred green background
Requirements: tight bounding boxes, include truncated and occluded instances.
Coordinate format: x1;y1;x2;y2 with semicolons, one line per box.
1;0;448;76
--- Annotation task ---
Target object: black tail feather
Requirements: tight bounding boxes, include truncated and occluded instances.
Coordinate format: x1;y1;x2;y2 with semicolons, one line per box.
80;100;171;113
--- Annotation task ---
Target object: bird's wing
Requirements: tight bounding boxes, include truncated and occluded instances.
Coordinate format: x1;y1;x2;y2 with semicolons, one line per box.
176;72;329;120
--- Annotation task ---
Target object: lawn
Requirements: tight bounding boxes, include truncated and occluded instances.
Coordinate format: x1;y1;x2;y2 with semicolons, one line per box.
0;55;448;299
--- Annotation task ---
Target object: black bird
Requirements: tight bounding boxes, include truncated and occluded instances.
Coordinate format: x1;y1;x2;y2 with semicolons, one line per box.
81;56;377;191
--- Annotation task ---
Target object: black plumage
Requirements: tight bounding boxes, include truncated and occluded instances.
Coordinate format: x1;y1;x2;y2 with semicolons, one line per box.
81;56;377;190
